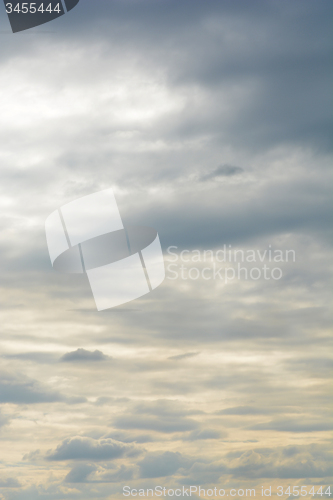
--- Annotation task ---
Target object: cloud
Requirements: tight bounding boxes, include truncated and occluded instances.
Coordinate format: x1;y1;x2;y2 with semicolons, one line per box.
113;400;200;433
0;371;86;406
60;348;109;363
283;356;333;378
64;464;96;483
179;444;333;483
93;397;130;406
46;437;129;461
218;406;275;415
201;165;244;181
139;451;189;478
226;444;333;479
184;429;224;441
131;399;201;418
113;415;198;433
168;352;199;361
0;372;63;404
22;450;43;462
66;396;88;405
2;352;57;364
0;477;21;488
0;410;9;428
249;418;333;433
105;432;155;444
95;465;135;483
64;462;135;484
0;0;331;497
179;461;226;486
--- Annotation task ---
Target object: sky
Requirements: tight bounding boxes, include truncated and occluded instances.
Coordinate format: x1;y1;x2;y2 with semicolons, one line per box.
0;0;332;499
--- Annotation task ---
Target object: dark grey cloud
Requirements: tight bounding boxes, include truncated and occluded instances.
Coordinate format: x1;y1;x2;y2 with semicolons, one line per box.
64;0;330;154
138;176;332;249
46;437;129;461
60;348;109;363
0;0;331;175
0;0;331;284
0;372;63;404
201;165;244;181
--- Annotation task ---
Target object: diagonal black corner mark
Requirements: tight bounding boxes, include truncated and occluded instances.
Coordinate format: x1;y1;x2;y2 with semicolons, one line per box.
59;0;67;12
63;0;80;12
3;0;80;33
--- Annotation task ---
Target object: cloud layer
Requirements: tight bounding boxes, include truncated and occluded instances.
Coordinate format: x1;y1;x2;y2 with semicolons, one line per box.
0;0;331;498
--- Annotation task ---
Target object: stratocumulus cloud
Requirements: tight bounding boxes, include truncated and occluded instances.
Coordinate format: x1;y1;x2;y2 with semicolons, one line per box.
0;0;331;498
